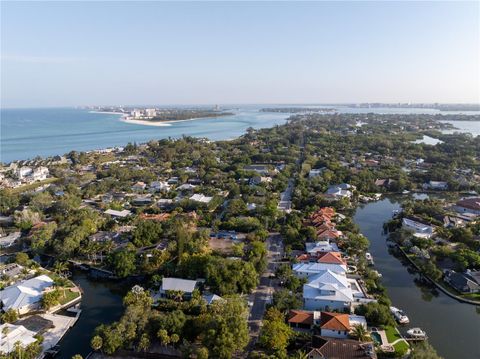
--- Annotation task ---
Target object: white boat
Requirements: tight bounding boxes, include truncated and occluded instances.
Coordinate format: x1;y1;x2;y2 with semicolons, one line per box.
390;306;410;324
366;252;374;266
407;327;427;339
402;190;410;194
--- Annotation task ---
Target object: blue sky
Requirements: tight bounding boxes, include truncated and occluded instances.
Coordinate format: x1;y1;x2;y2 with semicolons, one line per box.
1;1;479;107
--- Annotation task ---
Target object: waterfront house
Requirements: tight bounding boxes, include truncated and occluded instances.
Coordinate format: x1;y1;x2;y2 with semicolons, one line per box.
307;336;376;359
297;251;346;265
306;241;340;254
293;262;347;278
303;270;354;311
0;275;54;314
454;197;480;216
402;218;434;238
325;184;353;199
444;270;480;293
159;277;198;299
0;323;37;354
374;178;395;189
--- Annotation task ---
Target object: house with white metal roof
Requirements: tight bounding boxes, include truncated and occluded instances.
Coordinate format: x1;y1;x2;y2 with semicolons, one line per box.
293;262;347;278
160;277;198;299
0;323;37;353
0;275;54;314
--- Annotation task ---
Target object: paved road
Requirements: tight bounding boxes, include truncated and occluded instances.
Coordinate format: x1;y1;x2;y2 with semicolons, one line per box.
246;233;284;352
278;178;294;211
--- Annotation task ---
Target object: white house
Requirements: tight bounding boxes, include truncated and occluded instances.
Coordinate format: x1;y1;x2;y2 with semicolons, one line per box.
15;167;33;179
160;277;198;299
306;241;340;254
293;262;347;278
0;323;37;353
0;275;54;314
189;194;213;204
325;184;353;199
149;181;170;192
303;270;353;312
104;209;132;218
402;218;434;238
318;312;367;339
32;167;49;181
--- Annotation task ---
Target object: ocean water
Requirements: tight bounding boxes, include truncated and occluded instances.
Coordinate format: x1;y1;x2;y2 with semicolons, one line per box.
0;106;289;163
1;106;479;163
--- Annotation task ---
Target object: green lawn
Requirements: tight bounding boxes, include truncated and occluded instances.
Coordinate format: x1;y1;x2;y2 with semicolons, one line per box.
384;325;410;356
58;289;81;305
461;293;480;300
393;340;409;353
384;325;403;343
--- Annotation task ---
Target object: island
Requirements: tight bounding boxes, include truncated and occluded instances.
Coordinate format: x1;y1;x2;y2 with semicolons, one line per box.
88;106;234;125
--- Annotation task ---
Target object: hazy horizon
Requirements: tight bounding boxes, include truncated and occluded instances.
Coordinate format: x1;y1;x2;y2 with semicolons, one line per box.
2;1;479;108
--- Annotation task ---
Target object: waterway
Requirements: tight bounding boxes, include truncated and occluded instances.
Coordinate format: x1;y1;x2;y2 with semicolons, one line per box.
56;272;128;359
353;197;480;359
2;106;479;163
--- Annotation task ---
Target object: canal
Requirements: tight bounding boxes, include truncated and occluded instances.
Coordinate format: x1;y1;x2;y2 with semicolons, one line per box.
57;272;128;359
353;197;480;359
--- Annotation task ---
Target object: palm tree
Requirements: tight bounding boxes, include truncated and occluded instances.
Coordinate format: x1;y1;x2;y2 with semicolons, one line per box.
350;324;370;342
53;261;69;278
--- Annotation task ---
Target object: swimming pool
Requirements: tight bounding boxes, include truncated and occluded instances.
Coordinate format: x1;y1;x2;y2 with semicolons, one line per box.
371;332;383;345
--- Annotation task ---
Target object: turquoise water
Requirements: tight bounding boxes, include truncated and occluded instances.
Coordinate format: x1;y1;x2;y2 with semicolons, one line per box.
0;106;289;163
2;106;479;163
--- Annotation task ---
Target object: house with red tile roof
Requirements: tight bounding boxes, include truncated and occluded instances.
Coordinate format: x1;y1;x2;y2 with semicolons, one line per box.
308;336;376;359
287;310;320;330
319;312;350;338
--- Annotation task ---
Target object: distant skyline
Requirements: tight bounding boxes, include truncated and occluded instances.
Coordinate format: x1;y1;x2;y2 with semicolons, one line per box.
1;1;479;108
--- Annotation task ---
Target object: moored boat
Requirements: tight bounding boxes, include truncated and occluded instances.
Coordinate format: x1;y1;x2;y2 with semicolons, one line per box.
407;327;427;339
390;306;410;324
366;252;374;266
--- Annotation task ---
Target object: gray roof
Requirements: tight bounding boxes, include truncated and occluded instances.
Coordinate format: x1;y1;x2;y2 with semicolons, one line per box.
161;277;197;293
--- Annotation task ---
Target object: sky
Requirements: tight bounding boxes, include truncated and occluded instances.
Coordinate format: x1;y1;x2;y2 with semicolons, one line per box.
1;1;479;108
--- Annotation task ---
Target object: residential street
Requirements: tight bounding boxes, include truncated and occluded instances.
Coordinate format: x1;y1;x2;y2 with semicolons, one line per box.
246;232;284;351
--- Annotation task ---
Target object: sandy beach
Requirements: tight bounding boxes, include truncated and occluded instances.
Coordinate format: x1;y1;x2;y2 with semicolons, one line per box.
120;118;172;127
120;115;233;127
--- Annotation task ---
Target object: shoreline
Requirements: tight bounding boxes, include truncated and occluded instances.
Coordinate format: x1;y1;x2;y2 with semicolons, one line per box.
88;110;125;115
120;114;235;127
